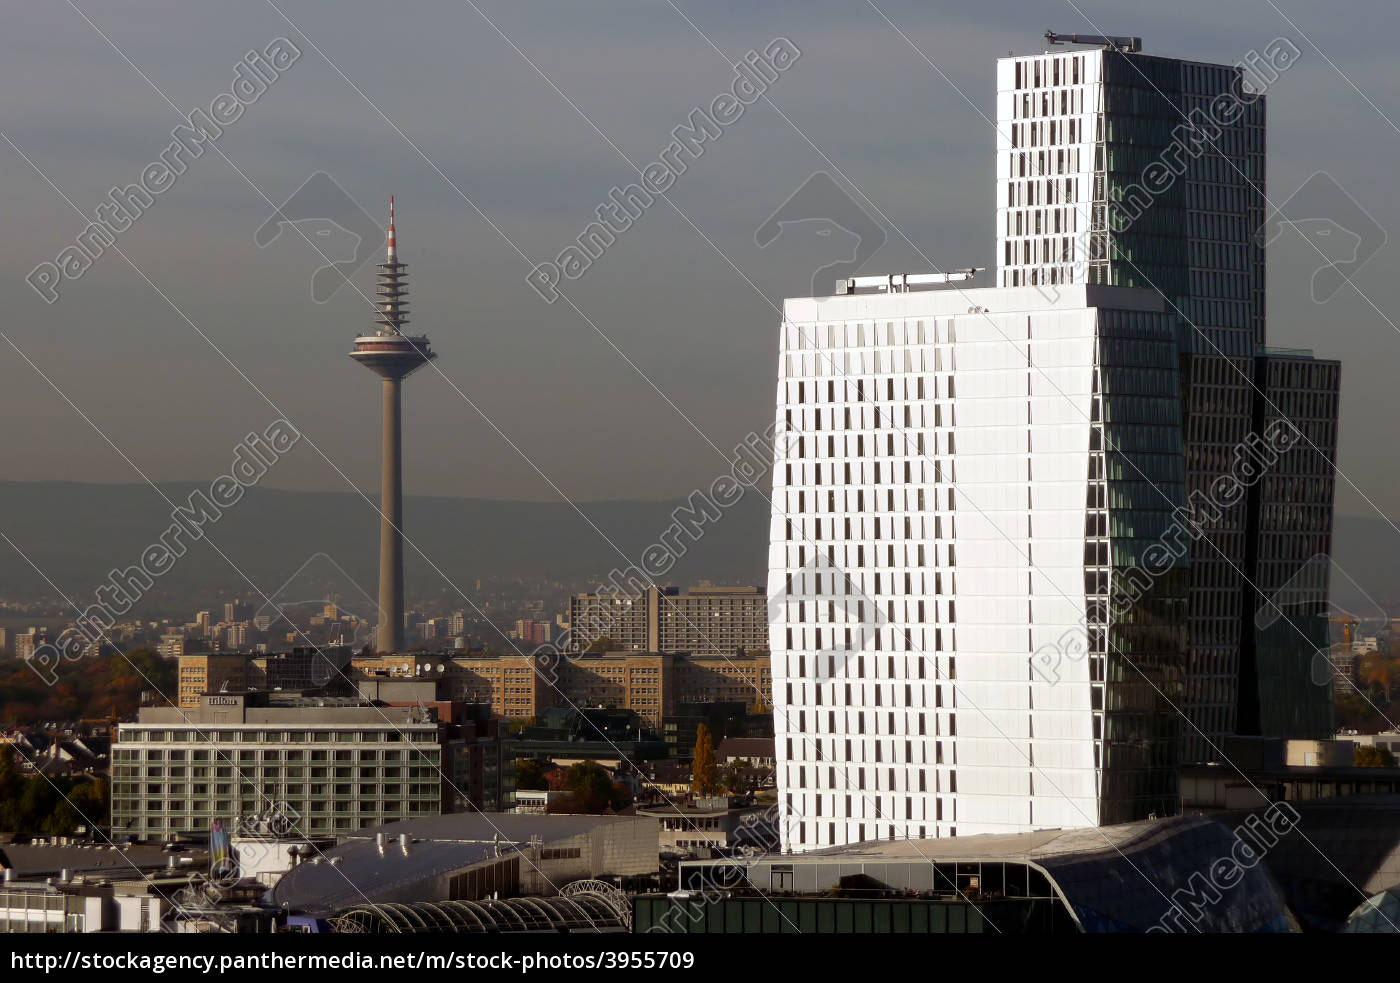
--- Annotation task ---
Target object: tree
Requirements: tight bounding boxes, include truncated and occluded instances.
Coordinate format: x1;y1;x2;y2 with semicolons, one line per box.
564;760;625;813
1355;744;1397;768
751;695;768;716
692;724;719;797
514;758;550;791
584;637;615;654
0;745;20;832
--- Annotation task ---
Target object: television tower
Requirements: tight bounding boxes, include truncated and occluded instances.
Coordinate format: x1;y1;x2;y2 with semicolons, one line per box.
350;197;435;653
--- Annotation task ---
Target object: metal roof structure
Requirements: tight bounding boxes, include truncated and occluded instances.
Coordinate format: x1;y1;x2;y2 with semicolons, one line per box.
270;813;648;915
326;893;625;933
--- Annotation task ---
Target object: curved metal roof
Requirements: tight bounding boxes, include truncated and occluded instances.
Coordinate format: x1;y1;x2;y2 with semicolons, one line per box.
327;894;625;933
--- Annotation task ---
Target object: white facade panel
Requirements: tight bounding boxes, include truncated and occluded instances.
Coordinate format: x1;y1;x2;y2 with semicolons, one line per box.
771;286;1113;850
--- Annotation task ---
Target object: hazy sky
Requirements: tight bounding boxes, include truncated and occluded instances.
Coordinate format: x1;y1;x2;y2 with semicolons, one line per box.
4;0;1397;523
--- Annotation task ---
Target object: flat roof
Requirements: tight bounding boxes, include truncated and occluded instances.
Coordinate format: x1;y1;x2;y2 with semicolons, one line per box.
784;282;1167;321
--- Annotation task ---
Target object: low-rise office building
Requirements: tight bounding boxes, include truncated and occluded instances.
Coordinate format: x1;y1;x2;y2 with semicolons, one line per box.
638;795;776;858
112;693;448;841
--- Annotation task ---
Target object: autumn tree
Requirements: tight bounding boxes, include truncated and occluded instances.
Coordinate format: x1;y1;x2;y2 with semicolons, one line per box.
692;724;719;797
1355;745;1398;768
564;760;628;813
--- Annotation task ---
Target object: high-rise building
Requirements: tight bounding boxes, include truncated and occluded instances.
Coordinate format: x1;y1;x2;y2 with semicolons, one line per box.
769;37;1340;851
350;197;436;653
569;585;768;654
995;38;1338;758
224;601;250;624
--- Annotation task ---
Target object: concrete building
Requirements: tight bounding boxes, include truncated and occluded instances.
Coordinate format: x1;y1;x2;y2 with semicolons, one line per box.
111;692;447;841
176;649;353;709
269;813;657;929
353;649;772;727
638;795;776;858
718;737;777;769
177;654;249;709
569;585;768;654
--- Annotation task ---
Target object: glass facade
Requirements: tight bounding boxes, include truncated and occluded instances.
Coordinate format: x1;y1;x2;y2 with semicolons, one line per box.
996;45;1340;759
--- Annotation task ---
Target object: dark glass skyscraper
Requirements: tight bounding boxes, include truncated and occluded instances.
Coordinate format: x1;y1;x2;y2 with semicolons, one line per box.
997;40;1339;759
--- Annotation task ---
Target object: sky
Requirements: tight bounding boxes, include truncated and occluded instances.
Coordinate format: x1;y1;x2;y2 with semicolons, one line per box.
3;0;1398;523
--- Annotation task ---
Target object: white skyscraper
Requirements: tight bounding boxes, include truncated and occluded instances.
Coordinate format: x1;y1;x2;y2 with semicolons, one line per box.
769;280;1186;850
770;37;1339;852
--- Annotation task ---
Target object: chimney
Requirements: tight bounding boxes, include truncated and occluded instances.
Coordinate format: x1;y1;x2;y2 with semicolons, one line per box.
399;833;411;857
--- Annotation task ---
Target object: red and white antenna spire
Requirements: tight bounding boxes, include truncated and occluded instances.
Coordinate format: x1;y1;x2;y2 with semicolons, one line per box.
386;194;397;262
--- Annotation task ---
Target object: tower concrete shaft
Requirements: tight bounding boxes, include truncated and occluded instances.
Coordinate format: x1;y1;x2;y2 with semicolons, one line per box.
378;375;405;654
349;197;435;653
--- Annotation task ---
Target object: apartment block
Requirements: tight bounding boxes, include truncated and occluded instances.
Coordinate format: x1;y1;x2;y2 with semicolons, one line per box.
569;585;768;654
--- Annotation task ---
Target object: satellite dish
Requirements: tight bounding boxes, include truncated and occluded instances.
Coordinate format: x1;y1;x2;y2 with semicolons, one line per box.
437;664;445;674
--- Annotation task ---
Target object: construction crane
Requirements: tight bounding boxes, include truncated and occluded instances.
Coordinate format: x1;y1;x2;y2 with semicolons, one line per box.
1045;31;1142;53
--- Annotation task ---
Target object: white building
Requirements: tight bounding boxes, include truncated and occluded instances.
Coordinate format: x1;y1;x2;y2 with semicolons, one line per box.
769;280;1186;850
768;39;1344;854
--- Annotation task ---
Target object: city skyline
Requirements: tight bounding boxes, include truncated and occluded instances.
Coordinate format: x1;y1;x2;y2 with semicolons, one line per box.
3;5;1400;940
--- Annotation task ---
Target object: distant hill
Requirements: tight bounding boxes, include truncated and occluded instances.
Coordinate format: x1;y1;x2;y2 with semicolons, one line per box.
0;480;769;616
0;479;1393;625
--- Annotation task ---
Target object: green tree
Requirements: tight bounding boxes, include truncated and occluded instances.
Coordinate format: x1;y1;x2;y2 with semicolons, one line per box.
1355;744;1397;768
514;758;550;791
692;724;719;797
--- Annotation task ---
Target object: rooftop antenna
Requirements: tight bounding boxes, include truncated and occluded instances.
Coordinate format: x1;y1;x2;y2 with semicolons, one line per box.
1044;30;1142;53
386;194;396;264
